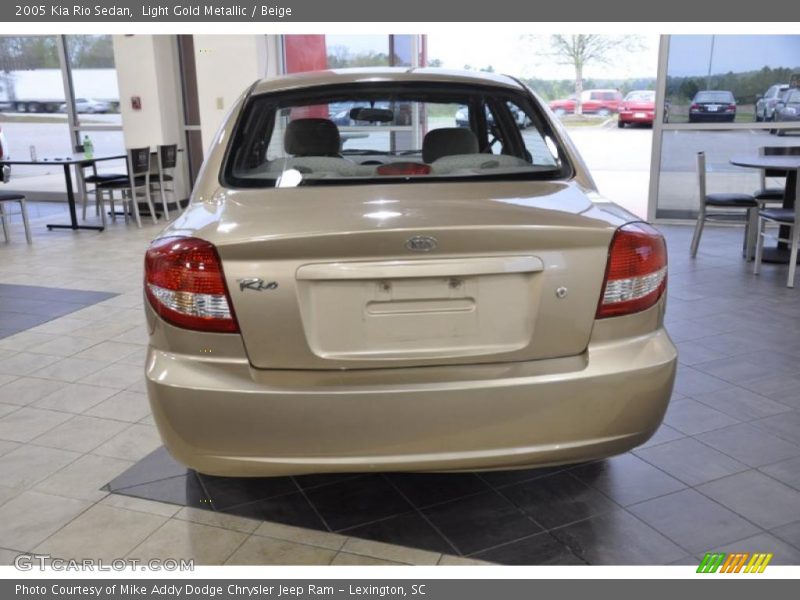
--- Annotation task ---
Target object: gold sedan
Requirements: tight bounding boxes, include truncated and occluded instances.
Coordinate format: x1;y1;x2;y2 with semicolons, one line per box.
143;68;676;477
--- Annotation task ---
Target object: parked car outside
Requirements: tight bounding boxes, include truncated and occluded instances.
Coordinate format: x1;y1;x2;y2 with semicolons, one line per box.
755;84;789;122
618;90;656;128
143;68;676;477
773;88;800;135
688;90;737;123
549;89;623;117
58;97;112;114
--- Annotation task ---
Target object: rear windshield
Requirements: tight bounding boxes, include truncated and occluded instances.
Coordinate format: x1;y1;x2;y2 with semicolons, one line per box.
223;83;572;188
694;91;734;103
624;91;655;102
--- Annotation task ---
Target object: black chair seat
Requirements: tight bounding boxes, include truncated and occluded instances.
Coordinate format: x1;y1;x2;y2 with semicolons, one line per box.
85;173;127;184
96;178;136;190
0;191;25;201
759;208;796;223
754;187;785;201
705;193;758;207
98;174;155;187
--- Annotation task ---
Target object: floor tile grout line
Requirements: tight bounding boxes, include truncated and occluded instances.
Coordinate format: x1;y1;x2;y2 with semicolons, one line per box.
686;426;800;470
768;517;800;553
288;475;337;533
632;444;751;489
464;529;588;565
684;389;798;421
379;473;462;557
121;512;175;561
689;470;800;537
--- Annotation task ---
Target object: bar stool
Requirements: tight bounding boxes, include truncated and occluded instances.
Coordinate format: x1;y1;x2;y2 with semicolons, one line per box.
150;144;178;220
0;192;33;244
96;148;158;228
690;152;759;259
77;159;126;222
754;146;800;204
754;203;799;288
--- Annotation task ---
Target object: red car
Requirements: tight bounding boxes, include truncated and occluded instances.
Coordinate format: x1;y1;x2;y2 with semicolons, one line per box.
549;89;623;117
618;90;656;128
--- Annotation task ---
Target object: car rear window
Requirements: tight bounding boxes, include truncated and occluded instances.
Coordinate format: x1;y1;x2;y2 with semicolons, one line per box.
695;91;734;103
624;91;655;102
223;82;572;188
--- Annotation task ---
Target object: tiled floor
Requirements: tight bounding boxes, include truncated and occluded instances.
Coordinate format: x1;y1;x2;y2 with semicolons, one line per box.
1;202;800;566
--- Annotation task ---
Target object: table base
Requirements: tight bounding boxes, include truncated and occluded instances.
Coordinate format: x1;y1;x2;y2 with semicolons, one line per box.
46;223;105;232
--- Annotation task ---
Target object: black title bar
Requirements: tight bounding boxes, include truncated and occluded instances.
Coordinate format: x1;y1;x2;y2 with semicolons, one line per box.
2;0;800;22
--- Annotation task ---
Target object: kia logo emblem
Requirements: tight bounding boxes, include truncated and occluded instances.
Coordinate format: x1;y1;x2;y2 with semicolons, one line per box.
405;235;438;252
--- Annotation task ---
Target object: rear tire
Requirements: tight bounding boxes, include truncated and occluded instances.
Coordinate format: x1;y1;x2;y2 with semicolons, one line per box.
617;120;625;128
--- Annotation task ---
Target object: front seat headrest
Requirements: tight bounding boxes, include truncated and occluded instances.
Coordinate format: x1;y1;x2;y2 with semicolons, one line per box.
284;118;341;157
422;127;479;163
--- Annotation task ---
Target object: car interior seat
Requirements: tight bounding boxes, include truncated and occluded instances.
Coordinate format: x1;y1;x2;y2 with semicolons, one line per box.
422;128;479;163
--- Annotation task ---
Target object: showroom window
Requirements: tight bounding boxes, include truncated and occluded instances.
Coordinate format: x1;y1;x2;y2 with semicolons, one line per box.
651;35;800;219
0;35;71;191
0;34;123;195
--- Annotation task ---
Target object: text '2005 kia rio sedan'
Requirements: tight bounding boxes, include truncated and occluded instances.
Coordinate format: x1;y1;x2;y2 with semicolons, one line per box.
144;68;677;477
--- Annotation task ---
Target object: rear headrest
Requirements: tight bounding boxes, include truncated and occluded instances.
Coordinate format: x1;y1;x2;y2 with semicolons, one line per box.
284;118;341;157
422;128;479;163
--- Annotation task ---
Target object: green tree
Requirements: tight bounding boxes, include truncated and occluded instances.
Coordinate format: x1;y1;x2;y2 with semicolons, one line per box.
548;34;642;114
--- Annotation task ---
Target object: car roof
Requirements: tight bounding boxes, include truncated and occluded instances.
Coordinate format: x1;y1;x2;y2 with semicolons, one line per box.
250;67;525;96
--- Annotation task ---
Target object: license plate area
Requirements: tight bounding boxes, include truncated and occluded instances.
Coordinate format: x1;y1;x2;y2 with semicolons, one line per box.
296;257;542;362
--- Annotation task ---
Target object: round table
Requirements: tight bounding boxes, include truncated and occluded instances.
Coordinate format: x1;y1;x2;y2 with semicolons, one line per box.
730;154;800;264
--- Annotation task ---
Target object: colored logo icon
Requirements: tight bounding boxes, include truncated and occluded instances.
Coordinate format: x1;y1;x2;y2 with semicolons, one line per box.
697;552;773;573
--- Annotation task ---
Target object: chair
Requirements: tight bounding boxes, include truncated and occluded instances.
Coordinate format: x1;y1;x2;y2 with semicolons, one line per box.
96;148;158;228
753;188;800;288
753;146;800;204
690;151;759;259
149;144;178;220
76;160;126;224
0;166;32;244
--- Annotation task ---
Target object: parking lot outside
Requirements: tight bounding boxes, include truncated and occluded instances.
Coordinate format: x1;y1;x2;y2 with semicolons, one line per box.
1;113;653;218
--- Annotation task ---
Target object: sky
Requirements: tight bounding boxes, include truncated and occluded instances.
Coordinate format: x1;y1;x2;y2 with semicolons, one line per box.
325;34;660;80
667;35;800;77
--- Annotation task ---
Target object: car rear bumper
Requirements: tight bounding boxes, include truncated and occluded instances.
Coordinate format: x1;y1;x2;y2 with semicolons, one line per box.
146;327;677;477
619;111;655;123
689;112;736;122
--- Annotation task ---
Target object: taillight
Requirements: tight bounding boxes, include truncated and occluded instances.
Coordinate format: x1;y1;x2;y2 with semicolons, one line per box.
597;222;667;319
726;104;736;111
144;237;239;333
690;103;699;110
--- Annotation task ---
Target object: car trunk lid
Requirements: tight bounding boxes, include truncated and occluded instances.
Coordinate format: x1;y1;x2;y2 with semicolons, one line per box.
202;181;624;370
